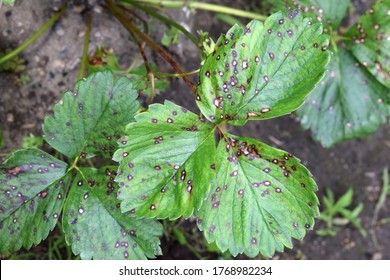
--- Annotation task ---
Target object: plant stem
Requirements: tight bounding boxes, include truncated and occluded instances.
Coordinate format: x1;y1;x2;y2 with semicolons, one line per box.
106;0;196;94
331;34;352;42
154;68;199;78
120;0;200;49
0;5;67;66
134;0;267;20
78;13;92;80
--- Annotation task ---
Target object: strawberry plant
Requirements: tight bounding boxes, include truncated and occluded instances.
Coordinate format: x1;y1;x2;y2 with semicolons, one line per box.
0;6;331;259
266;0;390;147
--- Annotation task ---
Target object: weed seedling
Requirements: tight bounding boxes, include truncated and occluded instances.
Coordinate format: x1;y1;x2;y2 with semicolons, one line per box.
317;188;366;237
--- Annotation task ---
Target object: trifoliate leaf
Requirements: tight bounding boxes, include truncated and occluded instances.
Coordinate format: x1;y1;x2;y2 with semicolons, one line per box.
345;0;390;88
196;10;331;126
0;174;71;253
297;47;390;147
63;167;163;260
197;134;319;257
267;0;350;30
0;148;68;252
113;100;216;219
43;71;140;159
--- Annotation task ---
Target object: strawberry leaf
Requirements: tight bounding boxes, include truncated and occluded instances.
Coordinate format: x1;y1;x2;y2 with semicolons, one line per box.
0;148;68;252
268;0;350;30
196;10;330;125
43;71;140;159
345;0;390;88
297;47;390;147
113;100;216;219
63;167;163;260
197;134;319;257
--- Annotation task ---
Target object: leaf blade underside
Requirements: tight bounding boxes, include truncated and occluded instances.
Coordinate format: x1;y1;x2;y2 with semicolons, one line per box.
297;47;390;147
345;0;390;88
113;100;216;220
197;134;319;257
196;10;331;125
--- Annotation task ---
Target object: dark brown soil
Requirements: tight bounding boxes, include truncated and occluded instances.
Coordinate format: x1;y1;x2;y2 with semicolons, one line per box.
1;0;389;260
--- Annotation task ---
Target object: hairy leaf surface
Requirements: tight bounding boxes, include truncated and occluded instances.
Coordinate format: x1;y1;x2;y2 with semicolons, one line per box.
196;10;330;125
345;0;390;88
63;167;163;260
198;134;319;257
43;71;140;159
297;48;390;147
114;101;216;219
0;148;68;252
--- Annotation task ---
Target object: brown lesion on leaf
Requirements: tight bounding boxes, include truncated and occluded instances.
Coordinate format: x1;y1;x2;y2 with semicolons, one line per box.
7;166;22;176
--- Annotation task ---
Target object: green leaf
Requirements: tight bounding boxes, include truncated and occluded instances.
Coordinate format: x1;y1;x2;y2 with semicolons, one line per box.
43;71;141;159
0;48;26;73
87;47;122;74
22;133;44;149
0;148;68;252
63;167;163;260
345;0;390;88
114;100;216;219
127;64;169;99
297;47;390;147
196;10;330;125
0;174;71;252
273;0;351;30
0;148;67;221
0;0;15;7
197;134;319;257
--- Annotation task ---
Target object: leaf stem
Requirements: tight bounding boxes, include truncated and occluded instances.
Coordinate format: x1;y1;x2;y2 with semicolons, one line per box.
331;34;352;42
154;68;199;78
78;13;92;80
120;0;200;49
133;0;267;20
0;5;68;66
105;0;196;94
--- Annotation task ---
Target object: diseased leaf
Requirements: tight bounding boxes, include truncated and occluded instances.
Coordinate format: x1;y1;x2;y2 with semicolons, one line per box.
0;148;68;253
114;100;216;219
43;71;140;159
197;134;319;257
345;0;390;88
0;174;71;252
0;148;67;221
196;10;330;125
267;0;350;30
297;47;390;147
63;167;163;260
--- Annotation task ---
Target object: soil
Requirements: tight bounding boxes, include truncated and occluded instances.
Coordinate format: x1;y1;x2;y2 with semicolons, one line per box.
1;0;389;260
